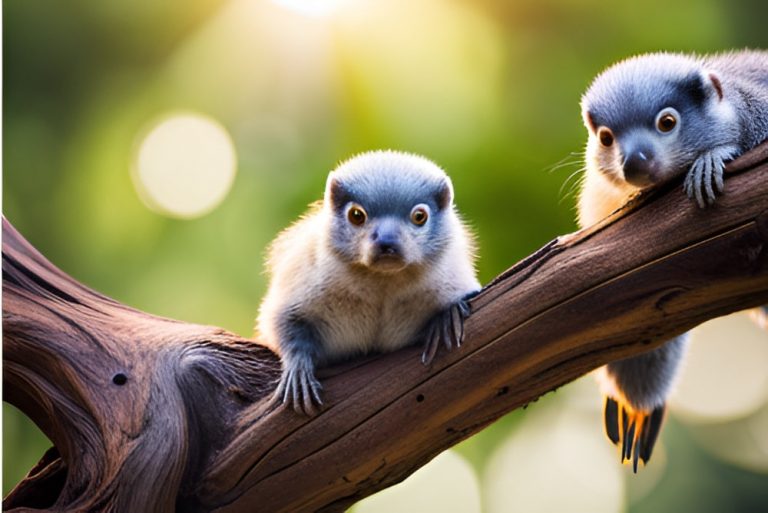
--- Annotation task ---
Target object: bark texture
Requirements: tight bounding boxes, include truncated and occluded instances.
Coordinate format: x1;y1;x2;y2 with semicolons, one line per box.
3;143;768;512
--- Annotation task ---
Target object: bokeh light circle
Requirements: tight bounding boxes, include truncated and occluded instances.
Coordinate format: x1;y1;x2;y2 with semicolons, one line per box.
671;312;768;422
134;113;237;219
484;389;626;513
353;450;481;513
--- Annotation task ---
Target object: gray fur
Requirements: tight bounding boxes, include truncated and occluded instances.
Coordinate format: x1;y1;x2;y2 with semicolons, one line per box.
605;334;689;410
259;151;480;415
579;51;768;465
706;51;768;149
325;151;454;268
582;50;768;207
326;151;452;217
582;51;768;409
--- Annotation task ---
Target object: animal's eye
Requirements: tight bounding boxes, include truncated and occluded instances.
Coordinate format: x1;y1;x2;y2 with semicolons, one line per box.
597;127;614;147
656;108;679;133
410;205;429;226
347;204;367;226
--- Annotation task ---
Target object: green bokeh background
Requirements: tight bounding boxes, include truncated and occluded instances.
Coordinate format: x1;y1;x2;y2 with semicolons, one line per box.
3;0;767;509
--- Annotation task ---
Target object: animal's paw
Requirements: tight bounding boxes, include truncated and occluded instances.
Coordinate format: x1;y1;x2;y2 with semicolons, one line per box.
683;146;738;208
421;294;474;366
603;396;665;473
272;358;323;416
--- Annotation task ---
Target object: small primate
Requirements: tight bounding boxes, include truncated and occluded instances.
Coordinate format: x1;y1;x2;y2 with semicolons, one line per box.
578;50;768;471
257;150;480;415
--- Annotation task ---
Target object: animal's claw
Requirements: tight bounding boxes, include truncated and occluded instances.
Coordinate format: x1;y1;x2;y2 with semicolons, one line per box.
421;297;473;365
272;360;323;416
684;146;737;208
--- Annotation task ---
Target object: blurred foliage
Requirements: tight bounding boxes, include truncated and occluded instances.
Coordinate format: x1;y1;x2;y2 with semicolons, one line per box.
3;0;767;508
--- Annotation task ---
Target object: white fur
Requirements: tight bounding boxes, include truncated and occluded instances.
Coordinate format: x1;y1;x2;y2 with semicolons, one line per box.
578;136;638;227
257;160;479;363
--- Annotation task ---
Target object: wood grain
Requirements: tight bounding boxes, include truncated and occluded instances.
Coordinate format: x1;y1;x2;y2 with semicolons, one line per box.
3;142;768;512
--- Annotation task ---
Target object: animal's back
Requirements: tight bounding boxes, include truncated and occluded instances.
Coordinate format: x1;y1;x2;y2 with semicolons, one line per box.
706;49;768;88
707;50;768;149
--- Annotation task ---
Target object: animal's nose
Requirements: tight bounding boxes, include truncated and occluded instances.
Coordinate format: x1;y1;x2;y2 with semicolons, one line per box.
371;227;400;255
623;148;659;187
372;229;401;256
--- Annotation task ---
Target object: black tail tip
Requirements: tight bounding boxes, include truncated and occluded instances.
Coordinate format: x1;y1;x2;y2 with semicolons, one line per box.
603;398;667;472
604;397;620;445
639;404;666;465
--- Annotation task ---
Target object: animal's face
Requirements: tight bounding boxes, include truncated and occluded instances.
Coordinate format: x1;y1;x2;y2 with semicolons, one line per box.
583;103;692;189
323;151;454;273
582;54;738;190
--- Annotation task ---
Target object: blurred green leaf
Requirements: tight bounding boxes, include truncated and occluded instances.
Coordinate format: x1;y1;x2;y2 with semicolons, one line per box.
4;0;767;508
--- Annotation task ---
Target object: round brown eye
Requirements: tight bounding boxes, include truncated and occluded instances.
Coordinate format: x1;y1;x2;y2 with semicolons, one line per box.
598;127;614;147
347;205;367;226
410;206;429;226
657;112;677;132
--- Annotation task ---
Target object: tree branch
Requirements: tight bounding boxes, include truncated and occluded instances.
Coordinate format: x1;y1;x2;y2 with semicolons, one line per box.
4;143;768;512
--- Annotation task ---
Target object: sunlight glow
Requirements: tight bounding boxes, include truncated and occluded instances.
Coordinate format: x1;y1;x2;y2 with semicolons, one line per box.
271;0;350;17
134;113;237;219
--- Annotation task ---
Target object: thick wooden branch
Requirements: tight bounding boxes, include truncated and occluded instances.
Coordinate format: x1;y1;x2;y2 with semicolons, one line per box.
4;143;768;512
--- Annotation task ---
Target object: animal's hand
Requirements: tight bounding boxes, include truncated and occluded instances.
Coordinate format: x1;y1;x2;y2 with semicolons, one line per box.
683;145;738;207
421;293;475;365
273;357;323;416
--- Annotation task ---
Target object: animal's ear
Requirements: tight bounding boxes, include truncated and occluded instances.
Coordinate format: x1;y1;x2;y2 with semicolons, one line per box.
325;173;350;209
583;109;597;132
435;178;454;210
685;70;724;103
706;71;724;101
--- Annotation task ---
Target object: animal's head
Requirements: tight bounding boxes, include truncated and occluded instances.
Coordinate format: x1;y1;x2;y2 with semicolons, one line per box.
582;53;737;189
323;150;455;273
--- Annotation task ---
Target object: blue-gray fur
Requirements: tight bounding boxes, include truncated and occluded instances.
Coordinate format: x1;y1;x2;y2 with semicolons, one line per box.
275;311;325;404
583;50;768;206
327;152;453;266
584;50;768;408
584;54;707;135
707;51;768;149
582;50;768;468
328;156;451;216
263;150;479;415
584;50;768;154
606;334;689;411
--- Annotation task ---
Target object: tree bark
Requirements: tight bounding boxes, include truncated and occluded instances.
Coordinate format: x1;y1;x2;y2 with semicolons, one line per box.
4;143;768;512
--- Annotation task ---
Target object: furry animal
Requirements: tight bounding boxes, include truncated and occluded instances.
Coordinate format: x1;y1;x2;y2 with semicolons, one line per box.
578;50;768;470
257;150;480;415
